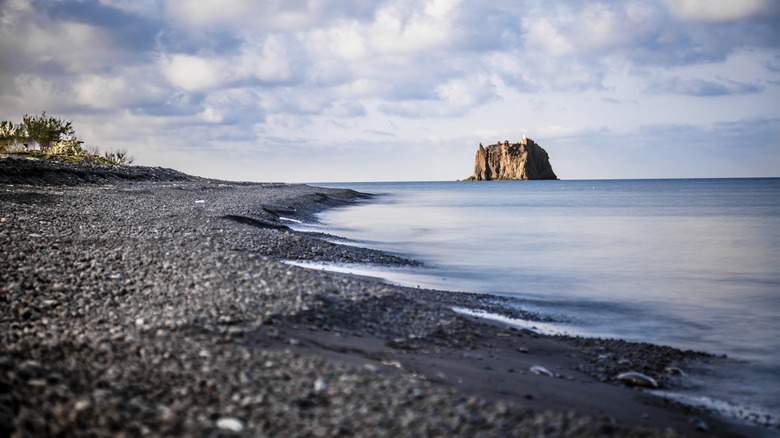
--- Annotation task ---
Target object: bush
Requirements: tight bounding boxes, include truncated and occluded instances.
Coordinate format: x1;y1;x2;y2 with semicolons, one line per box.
51;140;84;156
82;144;101;156
104;148;135;165
19;111;75;152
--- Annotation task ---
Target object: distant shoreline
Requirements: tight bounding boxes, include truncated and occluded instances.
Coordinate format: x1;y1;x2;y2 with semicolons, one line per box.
0;157;761;436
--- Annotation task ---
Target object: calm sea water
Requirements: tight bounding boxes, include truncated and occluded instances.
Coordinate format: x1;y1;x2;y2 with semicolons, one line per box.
291;178;780;428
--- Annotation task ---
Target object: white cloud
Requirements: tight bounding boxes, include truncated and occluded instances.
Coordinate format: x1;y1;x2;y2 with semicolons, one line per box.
163;0;331;32
662;0;771;22
371;0;459;53
377;74;496;118
73;75;130;109
524;18;574;57
648;76;762;96
0;0;32;29
198;106;223;123
24;22;107;73
235;36;294;83
164;0;253;28
322;100;366;118
314;21;368;61
1;0;778;182
435;75;495;109
161;38;294;92
97;0;159;15
162;54;226;91
10;75;62;111
576;3;622;49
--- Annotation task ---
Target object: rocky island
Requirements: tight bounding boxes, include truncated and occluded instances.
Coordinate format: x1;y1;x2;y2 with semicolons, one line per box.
464;138;557;181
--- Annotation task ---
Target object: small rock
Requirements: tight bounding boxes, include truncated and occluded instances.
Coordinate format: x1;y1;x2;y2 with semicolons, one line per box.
314;377;327;392
616;371;658;388
688;417;709;431
159;407;177;424
74;399;91;412
517;347;529;353
529;365;553;377
216;417;244;432
665;366;685;376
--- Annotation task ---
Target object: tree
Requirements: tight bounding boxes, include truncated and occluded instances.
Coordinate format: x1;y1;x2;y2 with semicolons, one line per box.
19;111;75;152
0;121;15;152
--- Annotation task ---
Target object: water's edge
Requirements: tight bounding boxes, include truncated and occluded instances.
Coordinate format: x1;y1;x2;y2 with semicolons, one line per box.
288;179;780;431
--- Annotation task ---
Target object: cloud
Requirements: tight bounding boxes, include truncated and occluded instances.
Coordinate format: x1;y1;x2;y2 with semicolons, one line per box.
661;0;771;22
162;0;375;33
162;55;225;91
648;77;764;96
524;18;574;57
45;0;161;52
434;75;496;108
0;0;778;181
376;74;495;118
548;118;780;179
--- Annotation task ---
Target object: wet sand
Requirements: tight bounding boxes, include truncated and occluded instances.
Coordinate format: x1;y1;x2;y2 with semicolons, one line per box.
0;157;764;436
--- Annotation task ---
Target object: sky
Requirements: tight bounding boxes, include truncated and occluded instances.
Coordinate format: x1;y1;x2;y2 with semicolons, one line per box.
1;0;779;182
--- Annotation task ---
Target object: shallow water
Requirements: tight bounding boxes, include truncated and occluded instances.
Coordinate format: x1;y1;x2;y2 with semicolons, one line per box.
293;178;780;428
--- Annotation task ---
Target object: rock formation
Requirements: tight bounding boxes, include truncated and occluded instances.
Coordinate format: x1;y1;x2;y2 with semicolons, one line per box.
463;138;557;181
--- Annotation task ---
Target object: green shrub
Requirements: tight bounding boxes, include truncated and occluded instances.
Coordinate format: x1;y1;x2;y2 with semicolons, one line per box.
18;111;75;152
51;140;84;156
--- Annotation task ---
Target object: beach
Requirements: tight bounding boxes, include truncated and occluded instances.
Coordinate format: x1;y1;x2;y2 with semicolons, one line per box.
0;157;764;436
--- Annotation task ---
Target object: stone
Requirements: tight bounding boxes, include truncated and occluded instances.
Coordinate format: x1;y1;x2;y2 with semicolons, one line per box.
664;366;685;376
616;371;658;388
314;377;327;392
216;417;244;432
463;138;557;181
688;417;709;431
529;365;553;377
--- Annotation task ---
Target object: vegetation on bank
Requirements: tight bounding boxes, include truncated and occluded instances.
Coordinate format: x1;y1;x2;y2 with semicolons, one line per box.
1;111;134;165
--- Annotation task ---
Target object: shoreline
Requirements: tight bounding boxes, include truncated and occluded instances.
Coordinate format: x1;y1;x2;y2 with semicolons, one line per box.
0;158;769;436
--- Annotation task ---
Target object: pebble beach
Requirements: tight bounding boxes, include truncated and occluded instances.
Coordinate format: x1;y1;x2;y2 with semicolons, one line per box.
0;156;761;437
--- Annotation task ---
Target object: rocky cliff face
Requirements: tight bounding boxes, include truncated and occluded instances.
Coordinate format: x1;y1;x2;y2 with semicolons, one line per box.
463;139;557;181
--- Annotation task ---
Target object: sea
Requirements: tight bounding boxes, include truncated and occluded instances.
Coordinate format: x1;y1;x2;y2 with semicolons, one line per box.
288;178;780;431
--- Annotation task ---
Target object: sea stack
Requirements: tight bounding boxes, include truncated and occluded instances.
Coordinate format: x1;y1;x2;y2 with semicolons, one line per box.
463;138;557;181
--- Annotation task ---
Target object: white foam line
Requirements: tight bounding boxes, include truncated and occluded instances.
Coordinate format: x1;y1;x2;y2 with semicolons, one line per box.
451;306;572;336
648;390;779;430
279;216;302;224
282;260;396;283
